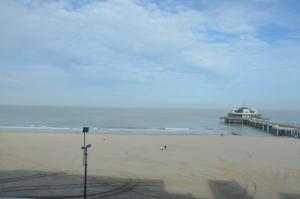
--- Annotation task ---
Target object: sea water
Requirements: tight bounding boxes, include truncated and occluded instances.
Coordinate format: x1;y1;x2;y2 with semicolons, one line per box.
0;105;299;136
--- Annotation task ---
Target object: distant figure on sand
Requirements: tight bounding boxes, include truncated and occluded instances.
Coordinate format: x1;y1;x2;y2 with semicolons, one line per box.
160;145;167;151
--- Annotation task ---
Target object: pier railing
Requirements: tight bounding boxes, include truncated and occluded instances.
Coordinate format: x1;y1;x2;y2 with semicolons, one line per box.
221;116;300;138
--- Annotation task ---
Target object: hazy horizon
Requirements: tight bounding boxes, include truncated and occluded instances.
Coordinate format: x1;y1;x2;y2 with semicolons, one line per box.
1;104;300;112
1;0;299;109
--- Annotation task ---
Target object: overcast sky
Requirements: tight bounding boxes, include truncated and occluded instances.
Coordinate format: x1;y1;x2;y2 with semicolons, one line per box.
0;0;299;109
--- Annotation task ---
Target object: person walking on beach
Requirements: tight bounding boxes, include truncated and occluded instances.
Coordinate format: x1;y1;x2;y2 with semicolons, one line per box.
164;145;167;151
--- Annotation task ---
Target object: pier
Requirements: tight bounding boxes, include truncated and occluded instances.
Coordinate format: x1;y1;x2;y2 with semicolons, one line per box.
222;106;300;138
222;117;300;138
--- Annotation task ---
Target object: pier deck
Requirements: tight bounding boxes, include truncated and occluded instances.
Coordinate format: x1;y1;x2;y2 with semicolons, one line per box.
222;117;300;137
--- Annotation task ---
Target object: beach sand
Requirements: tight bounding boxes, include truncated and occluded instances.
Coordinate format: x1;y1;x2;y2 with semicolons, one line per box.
0;132;300;198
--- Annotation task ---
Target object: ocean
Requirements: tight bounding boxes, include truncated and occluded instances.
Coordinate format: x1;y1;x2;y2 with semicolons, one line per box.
0;105;299;136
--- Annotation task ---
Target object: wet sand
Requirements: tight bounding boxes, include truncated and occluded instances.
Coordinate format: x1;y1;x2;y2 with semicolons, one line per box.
0;132;300;198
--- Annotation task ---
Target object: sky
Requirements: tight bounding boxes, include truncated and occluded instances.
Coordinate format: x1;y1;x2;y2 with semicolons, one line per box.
0;0;300;110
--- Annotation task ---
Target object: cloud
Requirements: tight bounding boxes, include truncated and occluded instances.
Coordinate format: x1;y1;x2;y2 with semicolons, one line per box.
0;0;299;107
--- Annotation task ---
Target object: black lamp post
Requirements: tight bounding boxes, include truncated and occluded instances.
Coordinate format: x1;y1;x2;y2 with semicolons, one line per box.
81;144;91;199
82;127;89;146
81;127;91;199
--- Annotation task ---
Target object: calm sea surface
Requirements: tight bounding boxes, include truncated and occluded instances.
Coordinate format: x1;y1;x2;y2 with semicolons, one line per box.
0;105;299;136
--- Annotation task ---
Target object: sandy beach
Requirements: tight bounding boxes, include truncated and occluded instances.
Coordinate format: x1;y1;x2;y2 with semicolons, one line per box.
0;132;300;199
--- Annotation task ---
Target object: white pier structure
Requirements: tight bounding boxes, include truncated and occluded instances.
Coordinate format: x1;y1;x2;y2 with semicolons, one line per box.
222;106;300;138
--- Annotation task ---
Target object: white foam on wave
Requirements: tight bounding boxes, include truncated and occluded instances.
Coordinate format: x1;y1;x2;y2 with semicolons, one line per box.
0;125;72;130
0;125;227;135
97;127;195;134
163;127;191;131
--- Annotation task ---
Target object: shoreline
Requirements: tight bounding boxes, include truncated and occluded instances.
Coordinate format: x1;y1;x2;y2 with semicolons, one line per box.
1;132;299;198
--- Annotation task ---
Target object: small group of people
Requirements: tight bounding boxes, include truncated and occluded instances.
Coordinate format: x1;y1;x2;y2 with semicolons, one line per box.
160;145;167;151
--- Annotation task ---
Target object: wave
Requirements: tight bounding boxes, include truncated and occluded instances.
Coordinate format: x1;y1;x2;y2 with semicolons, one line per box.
0;125;76;131
0;125;231;135
159;127;191;131
0;125;189;132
